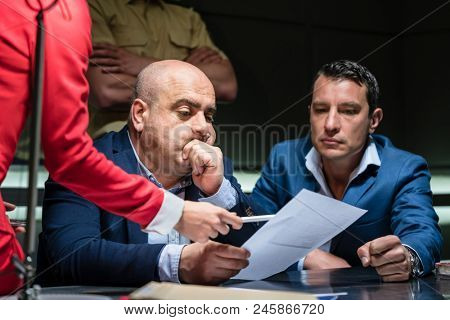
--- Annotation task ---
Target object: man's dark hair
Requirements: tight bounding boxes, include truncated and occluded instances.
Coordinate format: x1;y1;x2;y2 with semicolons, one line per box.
313;60;379;114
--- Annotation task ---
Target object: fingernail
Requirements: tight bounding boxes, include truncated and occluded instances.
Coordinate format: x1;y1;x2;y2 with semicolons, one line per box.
361;257;369;266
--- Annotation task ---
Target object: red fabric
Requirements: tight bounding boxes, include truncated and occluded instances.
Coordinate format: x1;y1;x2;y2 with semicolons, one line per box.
0;0;164;294
0;195;25;296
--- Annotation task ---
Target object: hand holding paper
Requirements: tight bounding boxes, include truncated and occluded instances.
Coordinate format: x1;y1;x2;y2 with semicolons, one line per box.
234;189;367;280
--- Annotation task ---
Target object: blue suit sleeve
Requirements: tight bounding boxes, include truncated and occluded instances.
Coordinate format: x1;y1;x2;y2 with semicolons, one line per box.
39;179;165;286
251;144;285;214
391;155;442;275
214;157;258;247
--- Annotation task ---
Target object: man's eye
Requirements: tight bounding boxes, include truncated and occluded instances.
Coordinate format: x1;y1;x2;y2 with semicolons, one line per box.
177;110;191;118
314;108;327;114
206;115;215;123
342;109;357;115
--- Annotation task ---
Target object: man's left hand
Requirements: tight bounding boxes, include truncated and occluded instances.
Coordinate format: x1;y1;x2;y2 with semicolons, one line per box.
182;139;224;196
357;235;411;282
90;43;158;76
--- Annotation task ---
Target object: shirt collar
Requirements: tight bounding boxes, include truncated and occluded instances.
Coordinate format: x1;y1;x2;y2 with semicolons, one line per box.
351;136;381;178
305;136;381;193
127;129;191;190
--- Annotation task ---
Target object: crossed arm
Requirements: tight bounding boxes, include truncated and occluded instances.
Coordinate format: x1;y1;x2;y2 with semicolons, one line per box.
88;44;237;111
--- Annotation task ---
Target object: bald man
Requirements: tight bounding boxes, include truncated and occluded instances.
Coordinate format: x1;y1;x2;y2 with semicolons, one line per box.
1;1;237;295
37;61;256;286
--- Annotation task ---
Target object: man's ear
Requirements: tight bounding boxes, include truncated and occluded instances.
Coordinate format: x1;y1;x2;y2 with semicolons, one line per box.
130;98;149;133
369;107;383;134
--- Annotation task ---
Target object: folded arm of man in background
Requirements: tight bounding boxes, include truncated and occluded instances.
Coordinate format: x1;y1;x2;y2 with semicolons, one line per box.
87;0;237;138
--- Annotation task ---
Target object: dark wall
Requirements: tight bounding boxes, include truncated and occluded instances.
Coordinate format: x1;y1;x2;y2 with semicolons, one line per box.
174;0;450;169
400;1;450;168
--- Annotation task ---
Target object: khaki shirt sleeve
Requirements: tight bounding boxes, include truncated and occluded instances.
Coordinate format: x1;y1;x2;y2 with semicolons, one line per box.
88;0;116;45
189;10;228;59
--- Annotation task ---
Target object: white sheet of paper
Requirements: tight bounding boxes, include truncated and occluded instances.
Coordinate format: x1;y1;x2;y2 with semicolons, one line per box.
234;189;367;280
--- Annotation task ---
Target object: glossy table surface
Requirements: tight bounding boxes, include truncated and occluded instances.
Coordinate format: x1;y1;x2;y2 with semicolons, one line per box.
225;267;450;300
31;267;450;300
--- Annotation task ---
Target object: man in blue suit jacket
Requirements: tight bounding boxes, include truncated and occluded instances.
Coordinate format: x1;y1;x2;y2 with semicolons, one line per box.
252;60;442;282
37;61;256;287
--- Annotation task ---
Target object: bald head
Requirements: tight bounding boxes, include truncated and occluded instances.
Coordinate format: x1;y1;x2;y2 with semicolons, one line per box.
128;60;218;183
134;60;214;106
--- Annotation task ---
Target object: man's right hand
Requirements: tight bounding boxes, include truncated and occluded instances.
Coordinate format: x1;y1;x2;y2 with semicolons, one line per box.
179;241;250;285
304;249;351;270
357;235;411;282
174;201;243;243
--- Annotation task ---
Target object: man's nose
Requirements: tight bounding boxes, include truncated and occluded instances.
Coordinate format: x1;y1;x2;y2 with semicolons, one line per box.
324;109;340;135
191;112;209;140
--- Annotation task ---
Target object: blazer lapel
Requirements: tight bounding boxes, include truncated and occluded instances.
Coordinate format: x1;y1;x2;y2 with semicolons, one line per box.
185;183;202;201
112;127;140;175
112;128;149;244
343;136;385;207
302;174;321;193
295;135;321;194
342;166;379;207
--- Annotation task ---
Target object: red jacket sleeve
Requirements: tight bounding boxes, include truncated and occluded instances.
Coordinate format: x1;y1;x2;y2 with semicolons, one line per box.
0;204;24;296
0;1;165;228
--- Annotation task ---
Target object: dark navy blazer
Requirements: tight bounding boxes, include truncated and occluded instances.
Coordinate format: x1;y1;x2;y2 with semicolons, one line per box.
37;127;257;286
251;134;442;274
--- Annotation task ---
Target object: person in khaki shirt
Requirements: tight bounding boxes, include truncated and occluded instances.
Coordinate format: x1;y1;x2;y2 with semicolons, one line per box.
87;0;237;138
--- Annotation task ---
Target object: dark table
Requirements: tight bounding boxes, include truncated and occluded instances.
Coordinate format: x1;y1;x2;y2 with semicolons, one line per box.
33;267;450;300
225;267;450;300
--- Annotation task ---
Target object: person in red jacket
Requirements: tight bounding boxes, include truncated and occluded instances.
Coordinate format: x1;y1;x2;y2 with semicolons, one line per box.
0;0;242;295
